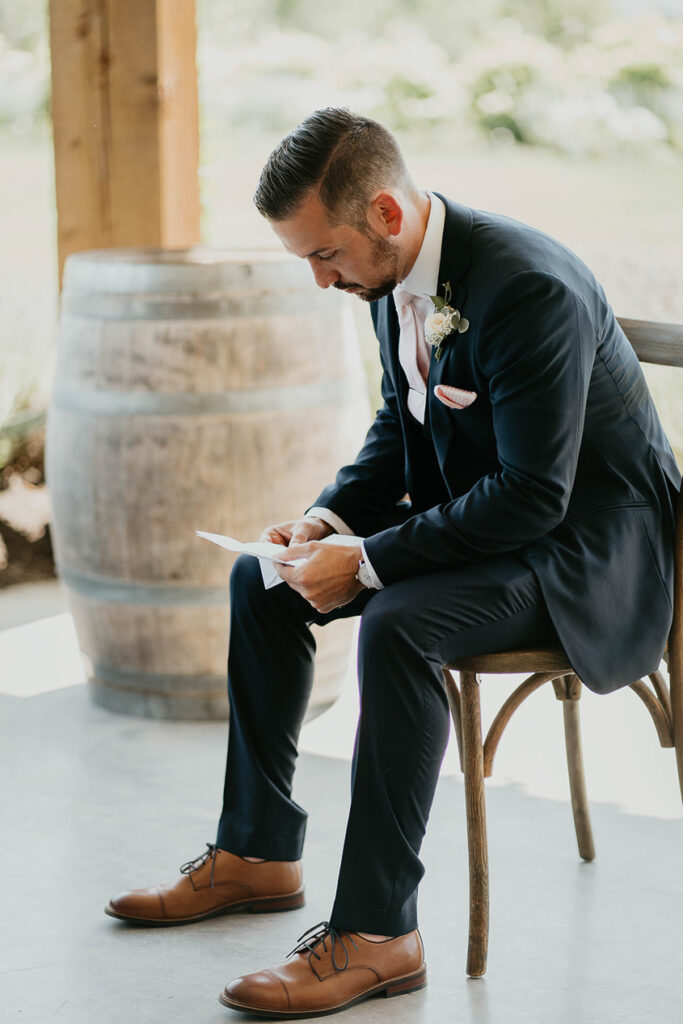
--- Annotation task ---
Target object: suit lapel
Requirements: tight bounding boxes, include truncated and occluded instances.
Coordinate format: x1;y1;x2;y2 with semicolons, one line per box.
373;291;407;409
372;197;475;477
424;196;474;445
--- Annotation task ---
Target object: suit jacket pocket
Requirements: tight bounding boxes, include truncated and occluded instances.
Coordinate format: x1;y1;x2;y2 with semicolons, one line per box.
434;384;478;410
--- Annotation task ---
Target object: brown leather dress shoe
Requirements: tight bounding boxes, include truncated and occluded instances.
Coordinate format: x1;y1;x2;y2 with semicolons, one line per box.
105;844;304;925
219;920;427;1018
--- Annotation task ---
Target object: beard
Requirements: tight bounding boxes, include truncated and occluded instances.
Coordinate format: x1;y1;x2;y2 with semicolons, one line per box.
332;232;400;303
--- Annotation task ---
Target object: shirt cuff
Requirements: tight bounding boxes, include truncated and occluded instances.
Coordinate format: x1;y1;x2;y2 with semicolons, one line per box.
305;507;354;536
360;540;384;590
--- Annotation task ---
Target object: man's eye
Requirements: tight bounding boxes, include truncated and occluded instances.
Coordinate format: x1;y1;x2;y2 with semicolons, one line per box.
318;252;336;262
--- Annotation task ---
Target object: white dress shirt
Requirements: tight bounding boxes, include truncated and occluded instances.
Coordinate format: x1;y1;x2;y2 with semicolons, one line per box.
308;192;446;589
394;192;446;424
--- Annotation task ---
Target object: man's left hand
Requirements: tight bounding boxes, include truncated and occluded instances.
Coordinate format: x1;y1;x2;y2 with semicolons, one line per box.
275;542;365;614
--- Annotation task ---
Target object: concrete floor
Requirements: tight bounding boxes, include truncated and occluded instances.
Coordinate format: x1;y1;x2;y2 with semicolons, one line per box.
3;580;683;1024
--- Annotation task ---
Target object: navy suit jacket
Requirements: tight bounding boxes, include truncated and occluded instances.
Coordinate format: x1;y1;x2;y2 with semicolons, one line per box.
312;196;680;694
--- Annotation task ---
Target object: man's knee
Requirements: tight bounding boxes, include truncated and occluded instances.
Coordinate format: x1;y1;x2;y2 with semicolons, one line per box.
358;586;413;654
229;552;310;626
356;586;446;716
229;553;264;605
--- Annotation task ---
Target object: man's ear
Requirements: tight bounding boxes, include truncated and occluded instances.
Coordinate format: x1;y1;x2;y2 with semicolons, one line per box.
368;191;403;238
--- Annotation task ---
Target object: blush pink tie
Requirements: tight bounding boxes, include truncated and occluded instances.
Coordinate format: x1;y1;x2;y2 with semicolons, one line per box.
394;287;431;384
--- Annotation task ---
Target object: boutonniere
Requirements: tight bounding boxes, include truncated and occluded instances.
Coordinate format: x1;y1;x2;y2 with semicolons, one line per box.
425;281;469;361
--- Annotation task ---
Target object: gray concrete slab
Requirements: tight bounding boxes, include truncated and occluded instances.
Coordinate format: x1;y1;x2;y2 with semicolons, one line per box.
3;679;683;1024
0;577;67;629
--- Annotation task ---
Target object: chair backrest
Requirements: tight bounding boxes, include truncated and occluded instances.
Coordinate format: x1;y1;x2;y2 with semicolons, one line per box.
617;318;683;369
617;317;683;668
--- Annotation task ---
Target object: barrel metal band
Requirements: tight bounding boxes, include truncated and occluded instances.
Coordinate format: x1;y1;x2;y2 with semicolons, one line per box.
61;288;336;320
59;565;228;605
50;378;358;417
84;658;227;696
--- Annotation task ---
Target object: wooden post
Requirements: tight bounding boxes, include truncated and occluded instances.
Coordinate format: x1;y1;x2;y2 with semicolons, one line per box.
49;0;200;285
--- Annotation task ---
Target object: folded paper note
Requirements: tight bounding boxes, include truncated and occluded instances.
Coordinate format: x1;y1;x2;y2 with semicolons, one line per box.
195;530;364;590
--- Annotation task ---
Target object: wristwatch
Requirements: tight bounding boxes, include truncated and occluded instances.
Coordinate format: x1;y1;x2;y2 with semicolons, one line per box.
356;559;374;589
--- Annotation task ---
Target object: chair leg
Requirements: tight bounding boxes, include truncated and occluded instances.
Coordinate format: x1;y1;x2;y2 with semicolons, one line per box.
559;674;596;861
668;643;683;803
460;671;489;977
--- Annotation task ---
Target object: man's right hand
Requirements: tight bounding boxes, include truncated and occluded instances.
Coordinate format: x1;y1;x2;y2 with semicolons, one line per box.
259;516;334;548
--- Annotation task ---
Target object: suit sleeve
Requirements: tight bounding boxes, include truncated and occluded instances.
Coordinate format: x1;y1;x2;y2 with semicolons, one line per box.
307;330;408;537
363;271;596;583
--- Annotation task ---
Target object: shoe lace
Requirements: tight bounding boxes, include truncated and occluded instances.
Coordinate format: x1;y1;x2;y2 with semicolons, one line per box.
287;921;359;973
179;843;218;888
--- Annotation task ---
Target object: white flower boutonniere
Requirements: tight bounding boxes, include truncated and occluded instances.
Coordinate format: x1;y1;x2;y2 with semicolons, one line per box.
425;281;469;361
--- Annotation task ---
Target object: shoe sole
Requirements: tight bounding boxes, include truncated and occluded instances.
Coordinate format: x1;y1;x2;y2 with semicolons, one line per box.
217;963;427;1018
103;887;305;925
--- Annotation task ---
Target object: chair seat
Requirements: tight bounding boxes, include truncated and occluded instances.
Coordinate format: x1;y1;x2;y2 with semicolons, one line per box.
444;646;572;675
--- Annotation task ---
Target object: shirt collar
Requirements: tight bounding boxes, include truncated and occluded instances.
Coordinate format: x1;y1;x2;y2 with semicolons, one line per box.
395;192;446;302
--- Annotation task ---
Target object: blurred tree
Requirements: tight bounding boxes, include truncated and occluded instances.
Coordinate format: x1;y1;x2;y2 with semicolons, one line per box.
501;0;612;45
0;0;47;50
197;0;620;57
197;0;504;57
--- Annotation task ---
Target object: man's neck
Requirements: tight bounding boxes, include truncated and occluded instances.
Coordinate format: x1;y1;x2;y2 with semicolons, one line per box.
398;190;432;284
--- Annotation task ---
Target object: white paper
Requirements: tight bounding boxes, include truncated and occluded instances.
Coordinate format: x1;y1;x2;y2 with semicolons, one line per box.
195;530;304;564
195;530;364;590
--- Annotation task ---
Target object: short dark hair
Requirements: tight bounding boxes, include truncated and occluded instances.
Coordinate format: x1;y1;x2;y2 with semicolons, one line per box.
254;108;413;230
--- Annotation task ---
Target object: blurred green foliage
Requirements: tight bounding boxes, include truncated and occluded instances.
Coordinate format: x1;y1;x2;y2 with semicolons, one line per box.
1;0;682;155
199;0;612;54
0;0;46;50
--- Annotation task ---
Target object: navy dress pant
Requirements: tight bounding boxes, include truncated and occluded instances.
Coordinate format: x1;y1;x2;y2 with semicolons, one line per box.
216;550;557;936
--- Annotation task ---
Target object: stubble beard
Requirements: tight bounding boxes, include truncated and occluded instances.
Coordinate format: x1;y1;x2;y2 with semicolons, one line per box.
333;233;400;303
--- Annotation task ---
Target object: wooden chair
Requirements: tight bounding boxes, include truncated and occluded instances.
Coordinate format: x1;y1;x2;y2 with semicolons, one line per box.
442;318;683;978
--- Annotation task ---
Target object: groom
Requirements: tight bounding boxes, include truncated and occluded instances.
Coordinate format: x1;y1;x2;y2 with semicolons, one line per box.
106;109;679;1017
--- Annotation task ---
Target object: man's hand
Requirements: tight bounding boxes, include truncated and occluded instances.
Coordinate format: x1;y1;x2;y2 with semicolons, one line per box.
275;541;365;614
259;516;334;547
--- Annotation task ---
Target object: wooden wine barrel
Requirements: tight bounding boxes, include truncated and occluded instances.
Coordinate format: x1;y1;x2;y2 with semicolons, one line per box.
45;248;370;719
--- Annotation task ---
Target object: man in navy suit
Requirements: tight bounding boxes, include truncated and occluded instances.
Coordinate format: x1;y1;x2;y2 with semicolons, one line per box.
107;109;679;1018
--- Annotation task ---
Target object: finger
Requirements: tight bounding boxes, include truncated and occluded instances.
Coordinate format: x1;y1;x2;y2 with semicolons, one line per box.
261;526;291;545
289;528;314;545
275;567;298;586
283;542;317;560
280;574;308;599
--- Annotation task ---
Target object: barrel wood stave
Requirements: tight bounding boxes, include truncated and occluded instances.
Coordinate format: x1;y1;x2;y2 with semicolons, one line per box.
46;248;370;719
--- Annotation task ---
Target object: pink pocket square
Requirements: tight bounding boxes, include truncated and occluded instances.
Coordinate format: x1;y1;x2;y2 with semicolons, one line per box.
434;384;478;410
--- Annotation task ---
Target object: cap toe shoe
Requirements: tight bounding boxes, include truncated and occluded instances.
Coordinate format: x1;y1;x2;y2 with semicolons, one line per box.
219;926;427;1018
105;847;304;924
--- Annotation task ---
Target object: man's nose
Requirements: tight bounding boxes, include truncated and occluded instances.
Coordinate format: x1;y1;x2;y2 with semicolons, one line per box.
309;260;340;289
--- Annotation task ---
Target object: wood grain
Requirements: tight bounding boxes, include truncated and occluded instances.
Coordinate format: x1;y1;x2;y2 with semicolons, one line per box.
618;318;683;367
559;674;596;861
49;0;200;284
460;671;489;978
445;647;571;674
